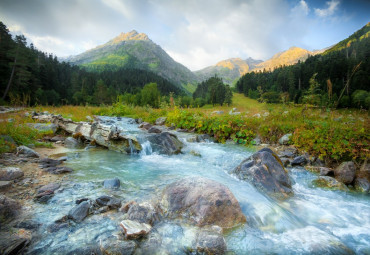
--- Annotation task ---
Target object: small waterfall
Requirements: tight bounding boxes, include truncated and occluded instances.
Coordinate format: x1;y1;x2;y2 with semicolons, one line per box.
140;141;153;156
128;139;135;154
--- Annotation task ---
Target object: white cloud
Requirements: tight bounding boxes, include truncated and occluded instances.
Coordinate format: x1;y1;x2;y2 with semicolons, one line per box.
314;0;340;17
293;0;309;15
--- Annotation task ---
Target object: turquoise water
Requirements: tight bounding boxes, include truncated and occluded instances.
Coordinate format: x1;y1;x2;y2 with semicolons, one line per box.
26;117;370;254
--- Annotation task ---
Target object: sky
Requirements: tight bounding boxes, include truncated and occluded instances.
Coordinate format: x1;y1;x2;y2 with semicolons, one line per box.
0;0;369;71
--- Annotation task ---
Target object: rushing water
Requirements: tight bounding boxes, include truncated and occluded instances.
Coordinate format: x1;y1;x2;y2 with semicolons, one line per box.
26;117;370;254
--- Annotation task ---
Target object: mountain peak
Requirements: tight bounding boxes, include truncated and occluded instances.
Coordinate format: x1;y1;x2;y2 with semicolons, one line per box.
110;30;149;44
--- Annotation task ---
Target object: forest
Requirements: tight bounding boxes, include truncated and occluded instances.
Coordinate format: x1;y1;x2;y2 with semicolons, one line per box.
236;23;370;109
0;22;183;106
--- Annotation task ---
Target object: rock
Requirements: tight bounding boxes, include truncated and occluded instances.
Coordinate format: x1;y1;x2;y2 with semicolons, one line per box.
135;118;143;124
229;111;241;115
95;195;121;209
278;134;292;145
0;181;11;190
177;128;188;132
211;111;224;115
15;220;41;230
334;161;356;185
50;135;65;142
35;190;55;203
76;198;89;204
38;183;61;193
196;134;213;143
195;229;227;255
291;156;308;166
0;135;17;146
280;157;290;167
232;148;293;199
312;176;349;191
99;236;136;255
126;202;158;225
120;220;152;239
86;116;92;121
139;122;152;130
306;166;334;176
0;167;24;181
252;135;261;145
278;148;297;158
354;178;370;193
0;195;21;221
16;145;40;158
190;150;201;157
148;126;162;134
43;166;73;174
160;177;246;229
253;113;261;118
135;232;163;254
147;132;183;155
27;123;58;133
68;201;90;223
0;232;30;255
155;117;167;126
38;158;63;168
64;137;80;148
103;177;121;189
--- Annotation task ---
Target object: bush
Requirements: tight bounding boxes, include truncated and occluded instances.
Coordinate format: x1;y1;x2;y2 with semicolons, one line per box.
261;91;281;103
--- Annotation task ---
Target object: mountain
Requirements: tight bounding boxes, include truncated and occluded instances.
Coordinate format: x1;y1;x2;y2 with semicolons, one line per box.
195;57;262;84
68;30;197;90
252;46;317;72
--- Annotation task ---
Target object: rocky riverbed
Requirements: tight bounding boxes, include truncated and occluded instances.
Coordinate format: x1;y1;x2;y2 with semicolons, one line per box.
0;112;369;254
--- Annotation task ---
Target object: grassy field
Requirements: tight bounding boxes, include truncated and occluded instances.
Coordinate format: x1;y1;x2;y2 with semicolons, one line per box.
1;93;369;164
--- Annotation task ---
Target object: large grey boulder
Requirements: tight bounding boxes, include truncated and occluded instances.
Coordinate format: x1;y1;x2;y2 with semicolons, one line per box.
147;132;183;155
231;148;293;200
64;137;80;148
334;161;356;185
278;133;292;145
159;177;246;229
0;167;24;181
16;146;40;158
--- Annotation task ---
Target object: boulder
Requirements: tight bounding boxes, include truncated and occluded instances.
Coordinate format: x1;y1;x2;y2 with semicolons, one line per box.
147;132;183;155
312;176;349;191
291;156;308;166
126;202;158;225
16;146;40;158
43;166;73;174
306;166;334;176
35;183;61;203
0;195;21;221
38;158;63;168
159;177;246;229
38;183;61;193
155;117;167;126
354;178;370;193
334;161;356;185
120;220;152;239
278;134;292;145
148;127;162;134
232;148;293;199
64;137;80;148
0;167;24;181
99;236;136;255
0;181;11;190
50;135;65;142
252;135;261;146
27;123;58;133
103;177;121;189
0;232;30;255
195;229;227;255
139;122;152;130
68;201;90;223
95;195;121;209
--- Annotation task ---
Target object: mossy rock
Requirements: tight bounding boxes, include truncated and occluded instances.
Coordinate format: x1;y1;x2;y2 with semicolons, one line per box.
312;176;349;191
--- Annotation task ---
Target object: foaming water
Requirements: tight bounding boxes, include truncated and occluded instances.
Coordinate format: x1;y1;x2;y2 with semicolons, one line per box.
26;117;370;254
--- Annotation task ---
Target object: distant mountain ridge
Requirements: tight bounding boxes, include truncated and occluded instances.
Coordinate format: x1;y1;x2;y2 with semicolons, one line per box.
68;30;197;91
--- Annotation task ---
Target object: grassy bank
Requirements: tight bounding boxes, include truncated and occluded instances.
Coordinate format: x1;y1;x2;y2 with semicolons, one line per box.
1;93;369;164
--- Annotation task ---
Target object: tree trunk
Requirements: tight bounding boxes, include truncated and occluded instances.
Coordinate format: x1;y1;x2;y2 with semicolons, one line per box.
2;57;16;100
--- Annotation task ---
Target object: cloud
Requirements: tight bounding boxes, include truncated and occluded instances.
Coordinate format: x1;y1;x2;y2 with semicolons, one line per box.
293;0;309;15
314;0;340;17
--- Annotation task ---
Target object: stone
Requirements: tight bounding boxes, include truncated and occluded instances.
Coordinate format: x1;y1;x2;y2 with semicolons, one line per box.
291;156;308;166
50;135;65;142
280;157;290;167
99;236;136;255
196;134;213;143
306;166;334;176
160;177;246;229
126;202;158;225
43;166;73;174
103;177;121;189
120;220;152;239
135;118;143;124
195;230;227;255
147;132;183;155
190;150;201;157
76;198;89;204
0;195;21;221
38;158;63;168
148;126;162;134
38;183;61;193
64;137;80;148
232;148;293;199
312;176;349;191
0;167;24;181
68;201;90;223
27;123;58;133
155;117;167;126
138;122;152;130
253;113;261;118
0;181;11;190
34;190;55;203
252;135;261;146
278;148;297;158
354;178;370;193
95;195;121;209
334;161;356;185
16;145;40;158
211;111;224;115
0;232;30;255
278;134;292;145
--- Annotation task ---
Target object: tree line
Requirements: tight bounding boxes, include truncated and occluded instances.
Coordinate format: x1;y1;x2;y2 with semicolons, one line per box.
236;23;370;109
0;22;184;106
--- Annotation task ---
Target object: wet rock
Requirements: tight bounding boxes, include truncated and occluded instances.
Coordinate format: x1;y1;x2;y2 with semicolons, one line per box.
155;117;167;126
196;134;213;143
16;145;40;158
126;202;158;225
189;150;201;157
43;166;73;174
0;232;30;255
177;128;188;132
64;137;79;148
312;176;349;191
135;232;163;254
120;219;152;239
95;195;121;209
103;177;121;189
0;181;11;190
47;222;69;233
38;183;61;193
0;195;21;222
68;201;90;223
354;178;370;193
147;132;183;155
148;126;162;134
280;157;290;167
34;190;55;203
306;166;334;176
139;122;152;130
15;220;41;230
75;198;89;204
50;135;65;142
291;156;308;166
160;177;246;229
65;245;102;255
100;236;136;255
278;147;297;158
195;229;227;255
232;148;293;200
334;161;356;185
278;134;292;145
57;156;68;161
0;167;24;181
38;158;63;168
135;118;143;124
